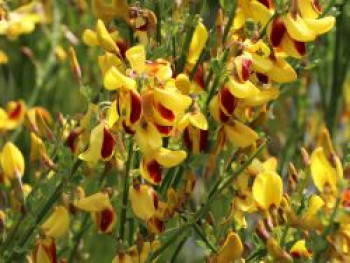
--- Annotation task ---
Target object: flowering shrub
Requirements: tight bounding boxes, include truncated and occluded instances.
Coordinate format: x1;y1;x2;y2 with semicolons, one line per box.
0;0;350;262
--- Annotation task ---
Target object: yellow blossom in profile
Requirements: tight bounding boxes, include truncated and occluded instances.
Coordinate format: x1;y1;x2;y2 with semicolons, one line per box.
42;206;70;239
217;230;243;263
0;142;25;180
252;171;283;211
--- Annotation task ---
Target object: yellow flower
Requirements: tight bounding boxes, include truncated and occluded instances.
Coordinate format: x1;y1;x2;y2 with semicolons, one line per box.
140;148;187;185
178;111;208;154
223;120;259;148
217;230;243;263
290;239;312;259
31;237;57;263
125;45;146;74
0;1;46;39
252;171;283;211
134;119;162;153
129;183;158;221
0;142;25;180
104;67;136;91
96;19;120;54
75;192;116;233
79;123;116;163
30;133;55;170
42;206;69;239
0;100;27;131
187;21;208;65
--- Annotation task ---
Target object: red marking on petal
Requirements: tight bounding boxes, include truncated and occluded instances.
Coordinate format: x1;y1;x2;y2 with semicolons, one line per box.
219;87;237;115
342;189;350;208
155;124;172;135
257;73;269;84
116;40;128;59
241;58;252;81
193;65;205;90
152;191;159;210
101;127;115;159
42;238;57;263
294;41;306;56
150;217;165;233
313;0;323;13
147;160;162;184
258;0;274;8
130;90;142;124
270;18;286;47
183;127;193;151
122;121;135;134
199;129;208;152
99;208;114;233
8;102;22;120
156;102;175;122
219;110;230;123
291;252;301;259
65;128;83;153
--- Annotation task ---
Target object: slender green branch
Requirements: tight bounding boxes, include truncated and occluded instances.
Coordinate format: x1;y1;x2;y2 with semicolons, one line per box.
118;141;134;241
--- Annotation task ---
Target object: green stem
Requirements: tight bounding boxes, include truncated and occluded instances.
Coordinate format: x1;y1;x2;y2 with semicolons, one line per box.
193;223;217;253
118;141;134;241
222;0;237;44
326;2;349;135
169;235;187;263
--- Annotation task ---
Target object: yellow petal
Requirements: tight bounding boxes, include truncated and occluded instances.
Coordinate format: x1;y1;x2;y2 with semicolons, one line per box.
250;1;273;27
153;87;192;111
242;87;280;106
227;77;260;99
0;142;25;179
310;147;338;193
75;192;111;212
104;67;136;91
290;239;311;258
233;7;246;30
78;123;104;163
82;29;98;47
187;21;208;65
98;52;125;76
251;53;273;73
298;0;322;19
284;13;316;42
125;45;146;74
42;206;69;238
280;33;306;59
223;120;259;148
96;19;119;53
303;16;335;35
217;231;243;263
303;194;324;219
153;148;187;168
252;171;283;210
175;73;191;95
189;111;208;130
129;184;157;221
262;157;278;172
134;121;162;153
107;100;120;127
268;56;297;83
